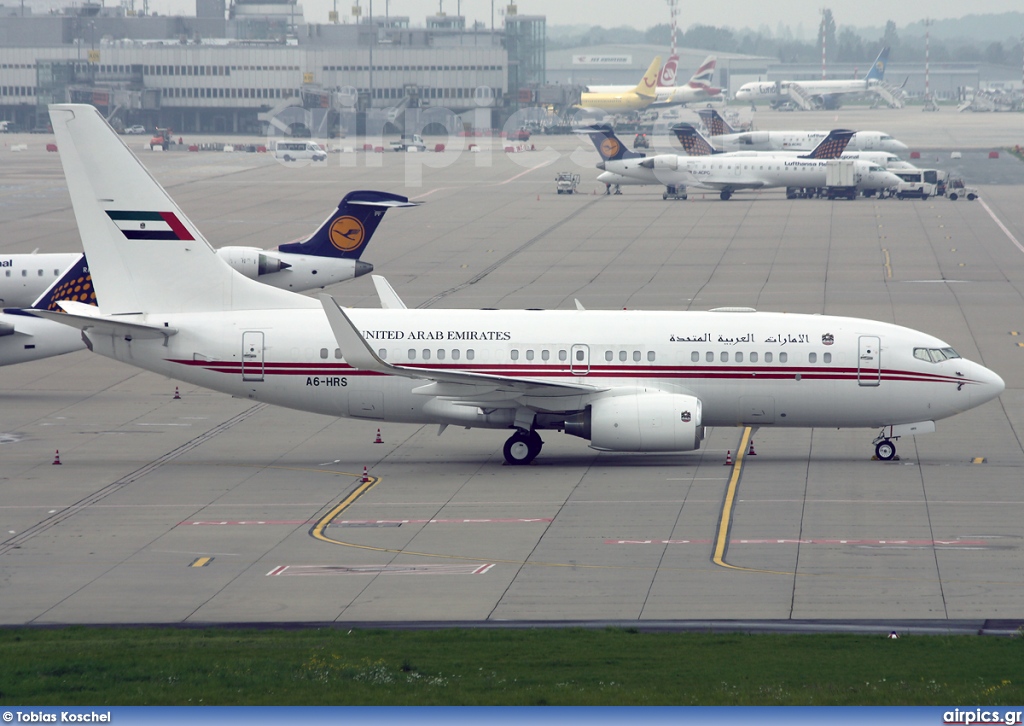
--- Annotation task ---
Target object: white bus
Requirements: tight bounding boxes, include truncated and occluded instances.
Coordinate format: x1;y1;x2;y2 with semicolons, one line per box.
274;141;327;162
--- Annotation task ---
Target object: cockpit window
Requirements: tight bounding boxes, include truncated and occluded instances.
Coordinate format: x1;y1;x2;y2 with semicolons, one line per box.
914;347;961;363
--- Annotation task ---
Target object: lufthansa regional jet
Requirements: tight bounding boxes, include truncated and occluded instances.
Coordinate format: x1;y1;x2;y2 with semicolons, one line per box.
36;104;1004;465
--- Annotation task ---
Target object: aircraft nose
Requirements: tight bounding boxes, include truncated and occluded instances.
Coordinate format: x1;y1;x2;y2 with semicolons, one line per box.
970;363;1005;408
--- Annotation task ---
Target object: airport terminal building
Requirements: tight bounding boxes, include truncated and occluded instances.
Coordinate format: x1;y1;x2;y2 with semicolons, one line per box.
0;1;546;134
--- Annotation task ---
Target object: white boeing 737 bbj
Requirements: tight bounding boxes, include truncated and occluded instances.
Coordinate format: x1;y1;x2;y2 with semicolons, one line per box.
38;104;1003;465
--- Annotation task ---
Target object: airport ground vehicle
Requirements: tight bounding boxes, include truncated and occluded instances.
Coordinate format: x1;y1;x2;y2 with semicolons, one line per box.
633;133;650;149
274;141;327;162
390;134;427;152
555;172;580;194
895;169;941;199
662;184;687;200
507;127;531;142
824;159;859;200
124;124;147;134
148;127;175;150
946;177;979;201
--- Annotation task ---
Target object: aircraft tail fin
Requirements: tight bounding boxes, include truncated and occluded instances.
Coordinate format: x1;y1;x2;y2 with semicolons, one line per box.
30;253;95;312
865;47;890;82
633;56;663;99
579;125;645;162
799;129;855;159
278;190;417;259
686;55;717;88
658;54;680;86
49;104;307;315
670;123;720;156
697;108;735;136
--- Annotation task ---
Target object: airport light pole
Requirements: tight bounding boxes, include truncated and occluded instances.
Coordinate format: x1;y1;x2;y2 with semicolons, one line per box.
923;18;938;111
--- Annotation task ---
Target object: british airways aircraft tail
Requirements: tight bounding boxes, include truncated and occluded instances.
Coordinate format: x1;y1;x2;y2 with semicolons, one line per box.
49;104;311;315
277;190;416;260
864;46;890;82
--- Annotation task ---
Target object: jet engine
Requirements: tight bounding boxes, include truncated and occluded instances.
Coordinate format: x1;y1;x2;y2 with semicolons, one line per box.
564;393;704;452
216;246;291;278
638;155;679;171
736;131;769;146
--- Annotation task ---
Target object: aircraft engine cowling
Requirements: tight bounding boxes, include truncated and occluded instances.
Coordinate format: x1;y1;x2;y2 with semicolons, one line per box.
639;155;679;171
738;131;769;146
216;247;290;279
564;393;704;452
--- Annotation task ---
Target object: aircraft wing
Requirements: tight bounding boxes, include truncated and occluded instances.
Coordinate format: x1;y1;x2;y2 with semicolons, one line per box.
28;309;178;341
318;293;605;398
688;179;766;191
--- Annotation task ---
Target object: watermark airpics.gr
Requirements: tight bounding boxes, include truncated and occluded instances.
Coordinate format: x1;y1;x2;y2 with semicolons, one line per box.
943;709;1024;725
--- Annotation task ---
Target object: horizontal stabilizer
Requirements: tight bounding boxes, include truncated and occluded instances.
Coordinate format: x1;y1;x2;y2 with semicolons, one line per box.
31;309;178;341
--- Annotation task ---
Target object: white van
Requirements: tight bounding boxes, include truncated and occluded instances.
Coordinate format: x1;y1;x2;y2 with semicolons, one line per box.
274;141;327;162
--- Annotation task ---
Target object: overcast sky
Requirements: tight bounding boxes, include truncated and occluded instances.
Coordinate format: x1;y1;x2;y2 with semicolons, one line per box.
276;0;1020;31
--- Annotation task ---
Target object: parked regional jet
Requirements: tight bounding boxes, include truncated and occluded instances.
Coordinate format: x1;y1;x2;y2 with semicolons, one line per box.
34;104;1004;466
0;190;414;367
587;125;902;200
586;55;723;108
577;57;662;113
698;109;908;154
734;47;891;109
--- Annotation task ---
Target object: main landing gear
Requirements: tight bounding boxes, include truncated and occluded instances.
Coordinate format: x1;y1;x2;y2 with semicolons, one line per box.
503;429;544;465
872;430;899;461
719;190;733;201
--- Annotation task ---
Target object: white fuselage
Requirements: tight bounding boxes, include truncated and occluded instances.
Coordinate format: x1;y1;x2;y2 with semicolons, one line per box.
602;153;902;194
77;307;1003;439
712;130;908;154
735;79;876;103
0;252;82;307
587;84;723;108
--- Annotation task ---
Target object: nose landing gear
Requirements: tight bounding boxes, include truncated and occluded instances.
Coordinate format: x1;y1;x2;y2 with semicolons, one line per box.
503;430;544;465
872;429;900;461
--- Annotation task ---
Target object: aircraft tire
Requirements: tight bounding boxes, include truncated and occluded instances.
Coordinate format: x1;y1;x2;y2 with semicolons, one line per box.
503;431;543;466
720;191;732;201
875;440;897;461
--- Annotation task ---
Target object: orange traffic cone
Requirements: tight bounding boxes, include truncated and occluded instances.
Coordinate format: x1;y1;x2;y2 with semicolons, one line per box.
361;465;370;483
723;450;733;466
52;449;62;465
173;386;181;400
748;439;757;456
374;428;383;444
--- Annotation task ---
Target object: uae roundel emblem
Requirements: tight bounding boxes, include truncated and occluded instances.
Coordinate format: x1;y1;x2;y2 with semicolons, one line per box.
599;137;620;159
328;216;365;252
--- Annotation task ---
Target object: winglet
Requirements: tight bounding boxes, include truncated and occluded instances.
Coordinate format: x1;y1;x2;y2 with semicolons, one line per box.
371;275;408;309
318;293;393;375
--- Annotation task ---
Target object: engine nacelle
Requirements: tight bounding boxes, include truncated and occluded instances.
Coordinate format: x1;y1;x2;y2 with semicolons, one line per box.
640;154;679;172
564;393;704;452
216;247;290;278
736;131;769;147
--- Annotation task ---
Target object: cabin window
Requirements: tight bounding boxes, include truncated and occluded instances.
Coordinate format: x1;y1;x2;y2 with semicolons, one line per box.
510;349;519;361
334;348;342;359
764;352;773;363
53;269;59;275
575;350;585;361
467;349;475;360
808;352;817;363
823;352;831;363
378;349;387;359
633;351;641;362
779;352;788;363
319;348;328;359
4;271;9;277
691;351;699;363
542;350;550;361
706;351;714;363
437;349;445;360
647;351;655;362
735;352;743;363
559;350;567;362
750;352;758;362
526;350;534;361
605;351;613;362
720;351;729;363
22;270;27;276
619;350;627;362
408;349;416;359
422;349;431;360
449;349;459;360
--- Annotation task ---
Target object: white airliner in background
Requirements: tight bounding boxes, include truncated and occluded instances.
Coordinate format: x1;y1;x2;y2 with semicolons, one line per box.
33;104;1005;466
698;109;908;154
0;190;413;366
586;55;724;108
587;125;903;200
735;47;892;110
